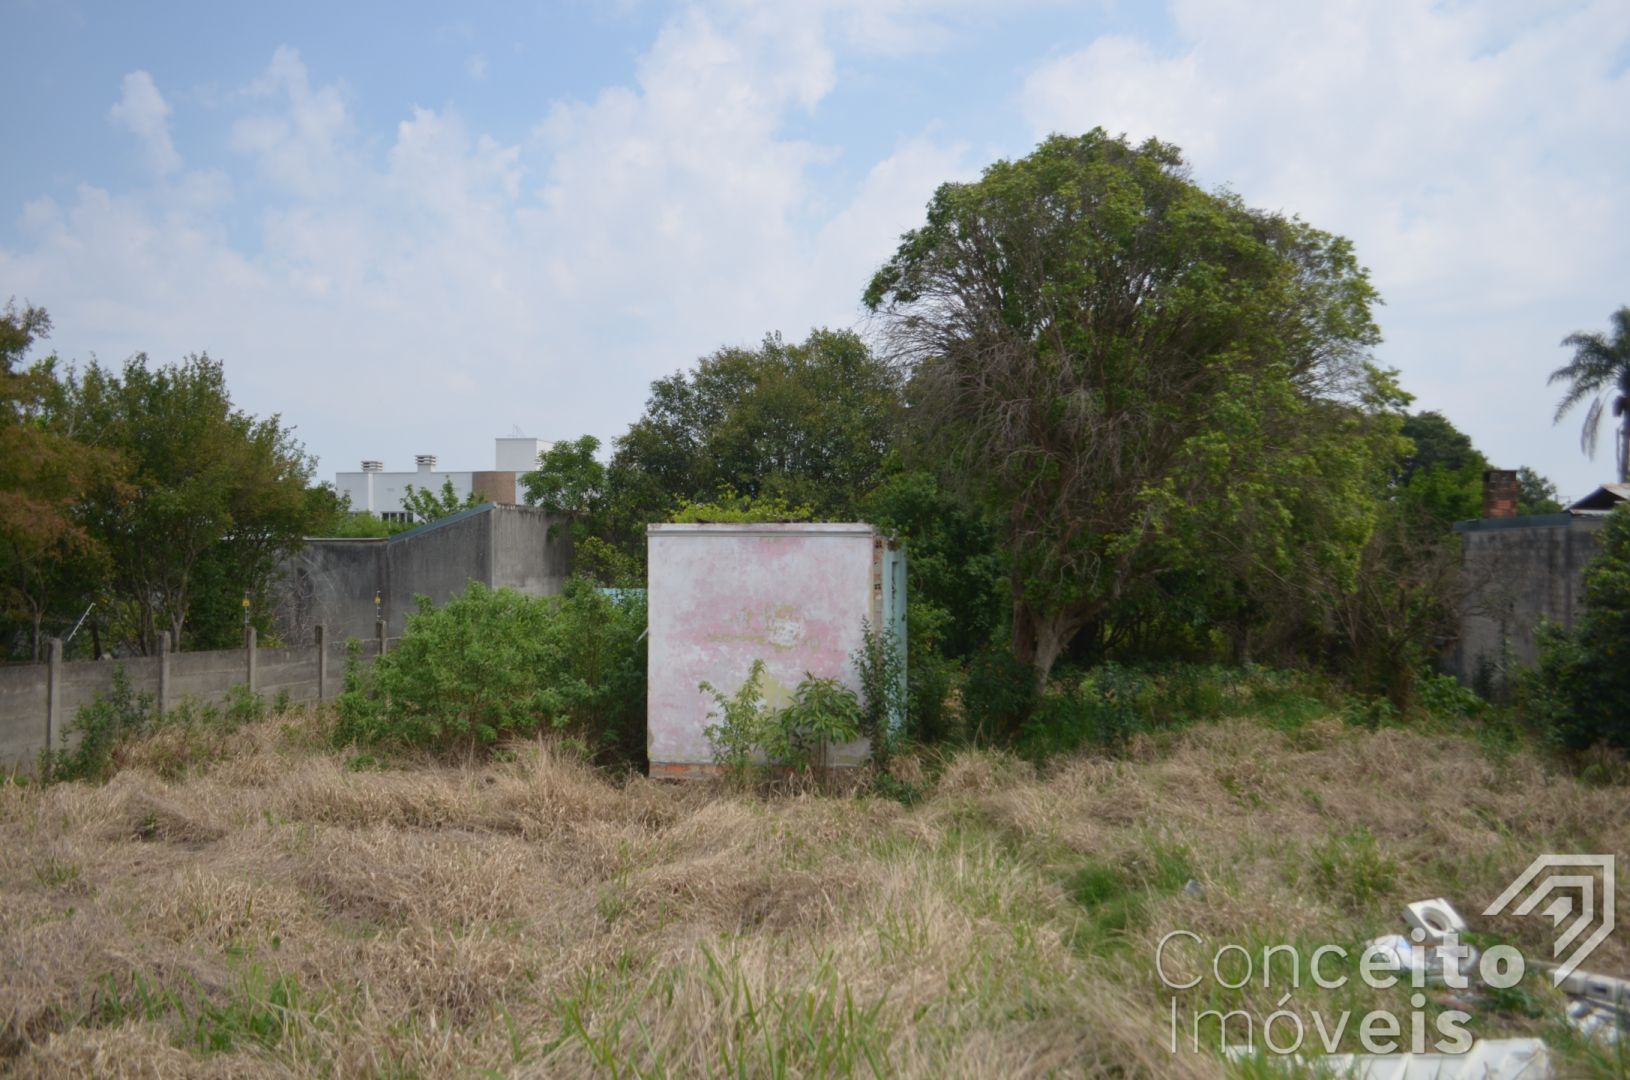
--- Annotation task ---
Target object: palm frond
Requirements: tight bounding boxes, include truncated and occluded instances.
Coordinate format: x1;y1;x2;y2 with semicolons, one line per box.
1580;396;1605;458
1552;371;1607;421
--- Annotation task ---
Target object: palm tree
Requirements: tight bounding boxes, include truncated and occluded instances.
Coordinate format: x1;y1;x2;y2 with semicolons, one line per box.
1549;306;1630;483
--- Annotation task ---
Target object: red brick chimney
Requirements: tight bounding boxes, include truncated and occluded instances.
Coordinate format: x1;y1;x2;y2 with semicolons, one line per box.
1482;469;1519;519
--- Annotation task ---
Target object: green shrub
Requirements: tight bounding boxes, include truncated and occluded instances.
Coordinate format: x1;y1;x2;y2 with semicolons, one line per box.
1521;506;1630;751
901;601;957;745
334;580;647;759
962;647;1036;744
702;663;863;776
1022;661;1155;758
45;666;155;783
44;669;287;784
1011;662;1351;760
1414;671;1487;721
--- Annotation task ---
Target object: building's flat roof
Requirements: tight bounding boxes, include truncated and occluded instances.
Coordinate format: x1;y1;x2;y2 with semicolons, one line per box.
647;522;878;538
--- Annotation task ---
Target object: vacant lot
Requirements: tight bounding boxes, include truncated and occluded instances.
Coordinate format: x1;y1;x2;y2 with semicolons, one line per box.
1;708;1625;1077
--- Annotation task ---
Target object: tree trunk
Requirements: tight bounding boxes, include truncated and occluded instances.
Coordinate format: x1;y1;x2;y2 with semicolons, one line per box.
1011;595;1084;685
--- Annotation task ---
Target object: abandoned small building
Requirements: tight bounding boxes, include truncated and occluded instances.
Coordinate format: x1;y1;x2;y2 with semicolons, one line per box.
1451;471;1625;695
645;523;906;779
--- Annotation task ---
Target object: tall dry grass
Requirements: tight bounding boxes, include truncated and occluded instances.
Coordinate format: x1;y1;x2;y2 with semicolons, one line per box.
0;708;1624;1077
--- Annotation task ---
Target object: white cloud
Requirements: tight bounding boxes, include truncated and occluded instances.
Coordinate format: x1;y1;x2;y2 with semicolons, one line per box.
232;46;355;199
466;53;488;81
108;71;181;176
25;1;1620;501
1020;0;1630;497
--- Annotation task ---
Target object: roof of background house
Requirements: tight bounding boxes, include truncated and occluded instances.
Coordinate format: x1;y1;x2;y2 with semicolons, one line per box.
1566;483;1630;514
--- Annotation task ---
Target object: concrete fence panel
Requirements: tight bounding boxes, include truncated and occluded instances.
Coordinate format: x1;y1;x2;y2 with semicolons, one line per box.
0;625;390;771
0;665;48;765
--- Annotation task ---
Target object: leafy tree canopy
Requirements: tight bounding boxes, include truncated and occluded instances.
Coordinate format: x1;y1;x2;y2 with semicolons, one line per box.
610;328;902;528
522;435;606;517
63;352;316;653
0;302;117;659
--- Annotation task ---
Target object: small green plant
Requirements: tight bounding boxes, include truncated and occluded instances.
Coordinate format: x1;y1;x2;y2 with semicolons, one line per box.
702;663;862;777
768;674;862;774
669;485;812;524
222;684;266;726
1021;661;1154;758
1310;825;1397;909
701;659;774;777
851;618;906;764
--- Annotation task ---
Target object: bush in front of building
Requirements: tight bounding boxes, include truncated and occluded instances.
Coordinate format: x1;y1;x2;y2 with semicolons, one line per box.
1521;505;1630;752
334;580;647;761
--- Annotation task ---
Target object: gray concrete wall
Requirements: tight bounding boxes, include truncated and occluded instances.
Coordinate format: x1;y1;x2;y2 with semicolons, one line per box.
276;539;387;644
0;665;47;765
0;629;393;771
384;505;493;632
489;503;574;595
1451;514;1605;694
275;503;573;640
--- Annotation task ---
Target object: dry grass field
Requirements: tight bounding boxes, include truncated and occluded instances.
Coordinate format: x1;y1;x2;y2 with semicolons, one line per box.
1;706;1626;1077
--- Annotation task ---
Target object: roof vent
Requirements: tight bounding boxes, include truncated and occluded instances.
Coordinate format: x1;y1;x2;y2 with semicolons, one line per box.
361;460;384;472
415;455;438;472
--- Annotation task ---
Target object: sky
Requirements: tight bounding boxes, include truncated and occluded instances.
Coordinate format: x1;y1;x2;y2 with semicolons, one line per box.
3;0;1628;502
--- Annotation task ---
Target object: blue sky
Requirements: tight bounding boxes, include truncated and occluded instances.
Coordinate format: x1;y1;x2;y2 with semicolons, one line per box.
4;0;1628;501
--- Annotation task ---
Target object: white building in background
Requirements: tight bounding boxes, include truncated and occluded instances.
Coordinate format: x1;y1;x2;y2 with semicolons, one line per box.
335;437;551;523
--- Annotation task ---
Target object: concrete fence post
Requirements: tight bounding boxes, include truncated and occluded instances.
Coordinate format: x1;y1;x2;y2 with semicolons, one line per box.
46;638;64;755
376;619;387;658
157;631;172;716
245;627;258;694
314;624;328;703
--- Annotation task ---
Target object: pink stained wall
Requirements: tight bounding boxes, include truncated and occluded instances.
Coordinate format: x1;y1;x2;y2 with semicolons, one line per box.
646;523;878;770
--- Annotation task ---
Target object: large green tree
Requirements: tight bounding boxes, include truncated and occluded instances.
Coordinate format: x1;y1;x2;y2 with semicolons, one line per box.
1550;305;1630;483
65;353;316;653
599;328;903;566
864;131;1397;678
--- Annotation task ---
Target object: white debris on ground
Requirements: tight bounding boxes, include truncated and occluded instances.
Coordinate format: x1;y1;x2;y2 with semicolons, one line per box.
1233;896;1626;1078
1226;1038;1551;1079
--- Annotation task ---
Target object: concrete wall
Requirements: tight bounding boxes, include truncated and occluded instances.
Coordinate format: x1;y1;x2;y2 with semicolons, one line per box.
0;664;48;765
1451;513;1605;693
0;630;390;770
646;523;895;778
489;503;573;595
278;539;387;643
384;504;493;630
275;503;573;640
